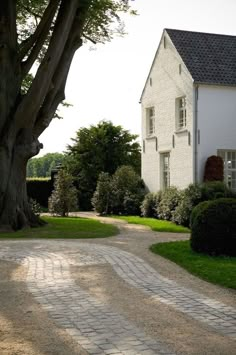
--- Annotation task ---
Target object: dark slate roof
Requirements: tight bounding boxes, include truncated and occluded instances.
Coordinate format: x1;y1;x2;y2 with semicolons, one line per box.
166;28;236;86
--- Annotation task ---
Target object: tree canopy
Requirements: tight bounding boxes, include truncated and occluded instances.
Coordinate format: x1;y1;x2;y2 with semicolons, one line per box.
0;0;135;230
27;152;64;177
65;120;141;209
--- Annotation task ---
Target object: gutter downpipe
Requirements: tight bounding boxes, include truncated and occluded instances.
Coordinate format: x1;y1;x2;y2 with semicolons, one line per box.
193;84;198;183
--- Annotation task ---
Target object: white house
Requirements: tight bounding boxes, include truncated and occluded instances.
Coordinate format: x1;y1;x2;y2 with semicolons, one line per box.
141;28;236;193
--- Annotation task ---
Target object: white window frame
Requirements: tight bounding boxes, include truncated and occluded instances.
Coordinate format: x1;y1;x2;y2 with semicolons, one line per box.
176;96;187;131
146;107;155;136
218;150;236;192
160;152;170;189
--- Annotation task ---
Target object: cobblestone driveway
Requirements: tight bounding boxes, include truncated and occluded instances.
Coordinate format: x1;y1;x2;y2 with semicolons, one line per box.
0;215;235;354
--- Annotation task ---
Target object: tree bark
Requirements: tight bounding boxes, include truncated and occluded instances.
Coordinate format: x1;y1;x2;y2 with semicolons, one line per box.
0;0;92;230
0;129;44;231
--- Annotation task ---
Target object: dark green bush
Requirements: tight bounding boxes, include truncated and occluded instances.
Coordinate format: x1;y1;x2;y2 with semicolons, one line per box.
190;198;236;256
157;187;182;221
48;169;78;216
92;166;144;215
91;172;113;214
172;182;234;227
201;181;233;200
141;191;162;218
27;178;53;207
123;192;143;215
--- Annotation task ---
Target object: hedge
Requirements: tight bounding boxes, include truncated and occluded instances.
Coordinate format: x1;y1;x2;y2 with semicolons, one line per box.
27;178;53;207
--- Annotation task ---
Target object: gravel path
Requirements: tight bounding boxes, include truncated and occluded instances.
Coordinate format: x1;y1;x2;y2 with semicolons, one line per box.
0;212;235;354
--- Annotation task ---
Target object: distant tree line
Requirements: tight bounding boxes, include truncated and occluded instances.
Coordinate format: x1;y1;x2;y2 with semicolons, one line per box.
27;153;64;177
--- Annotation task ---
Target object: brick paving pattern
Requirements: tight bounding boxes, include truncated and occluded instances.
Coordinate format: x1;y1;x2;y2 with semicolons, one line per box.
0;242;235;354
0;250;174;355
77;244;236;339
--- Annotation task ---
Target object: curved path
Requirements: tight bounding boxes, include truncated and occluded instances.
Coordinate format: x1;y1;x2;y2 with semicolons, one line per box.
0;213;235;354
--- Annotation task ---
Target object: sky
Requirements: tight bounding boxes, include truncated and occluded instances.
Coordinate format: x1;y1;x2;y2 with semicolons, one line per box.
38;0;236;156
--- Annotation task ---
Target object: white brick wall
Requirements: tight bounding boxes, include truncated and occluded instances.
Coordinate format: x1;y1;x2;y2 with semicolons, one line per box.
141;30;194;192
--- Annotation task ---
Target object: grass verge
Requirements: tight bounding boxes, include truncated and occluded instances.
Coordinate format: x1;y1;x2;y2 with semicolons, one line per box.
0;216;118;239
112;216;190;233
150;240;236;289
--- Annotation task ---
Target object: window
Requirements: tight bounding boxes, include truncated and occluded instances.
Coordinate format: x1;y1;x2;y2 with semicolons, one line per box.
146;107;155;136
176;96;187;130
161;153;170;189
218;150;236;192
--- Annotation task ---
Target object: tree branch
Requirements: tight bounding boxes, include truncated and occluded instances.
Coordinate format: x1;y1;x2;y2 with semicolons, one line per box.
0;0;19;135
33;0;92;138
33;22;85;137
19;0;59;64
14;0;80;135
82;33;96;44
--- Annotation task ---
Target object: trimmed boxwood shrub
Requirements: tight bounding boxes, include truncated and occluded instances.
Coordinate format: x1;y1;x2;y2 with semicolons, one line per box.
27;178;53;207
190;198;236;256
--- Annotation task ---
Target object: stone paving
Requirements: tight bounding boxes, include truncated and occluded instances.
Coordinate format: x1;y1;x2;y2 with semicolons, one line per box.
0;249;175;355
76;244;236;339
0;241;235;354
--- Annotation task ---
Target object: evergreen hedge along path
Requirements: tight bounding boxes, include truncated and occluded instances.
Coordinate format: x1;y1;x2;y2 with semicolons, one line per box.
0;217;119;239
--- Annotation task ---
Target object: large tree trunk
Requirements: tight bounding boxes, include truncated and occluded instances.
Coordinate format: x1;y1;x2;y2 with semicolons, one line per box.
0;0;88;231
0;132;44;231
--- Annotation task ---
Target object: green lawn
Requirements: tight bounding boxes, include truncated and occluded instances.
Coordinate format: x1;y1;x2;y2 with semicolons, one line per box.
112;216;190;233
150;241;236;289
0;216;119;239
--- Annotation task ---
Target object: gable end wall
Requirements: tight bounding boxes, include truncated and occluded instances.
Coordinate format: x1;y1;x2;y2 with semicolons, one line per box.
141;32;194;192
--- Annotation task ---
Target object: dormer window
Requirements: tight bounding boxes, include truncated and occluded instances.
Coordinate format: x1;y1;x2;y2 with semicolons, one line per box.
176;96;187;130
146;107;155;136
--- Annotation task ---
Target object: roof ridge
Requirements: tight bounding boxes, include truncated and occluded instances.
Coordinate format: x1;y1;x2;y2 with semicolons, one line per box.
165;28;236;38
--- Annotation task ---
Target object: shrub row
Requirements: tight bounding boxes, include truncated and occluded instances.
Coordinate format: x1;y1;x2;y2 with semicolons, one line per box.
141;181;234;227
190;198;236;256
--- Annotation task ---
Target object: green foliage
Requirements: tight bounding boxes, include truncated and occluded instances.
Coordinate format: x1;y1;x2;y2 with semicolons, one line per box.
112;166;144;215
92;165;144;215
48;169;78;217
16;1;134;52
149;182;234;228
150;241;236;289
27;178;53;207
27;153;64;177
172;183;203;226
157;187;183;221
190;198;236;256
201;181;233;200
65;121;141;210
28;198;42;216
91;172;113;214
141;191;163;218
